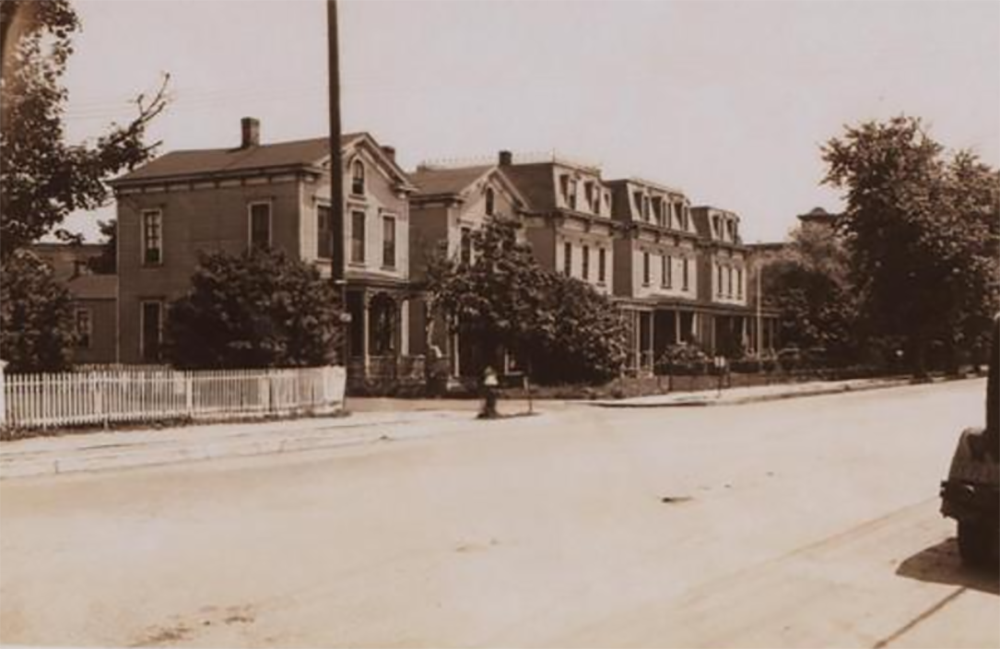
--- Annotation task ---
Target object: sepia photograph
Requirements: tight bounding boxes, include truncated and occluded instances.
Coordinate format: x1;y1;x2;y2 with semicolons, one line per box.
1;0;998;647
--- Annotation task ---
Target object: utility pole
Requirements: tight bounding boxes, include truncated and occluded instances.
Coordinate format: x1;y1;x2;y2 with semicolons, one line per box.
756;259;763;356
327;0;349;369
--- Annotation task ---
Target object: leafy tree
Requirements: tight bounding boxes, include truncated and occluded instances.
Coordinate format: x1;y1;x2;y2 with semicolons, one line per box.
427;217;627;385
0;0;168;258
164;249;344;370
823;116;1000;374
761;221;860;363
0;250;76;372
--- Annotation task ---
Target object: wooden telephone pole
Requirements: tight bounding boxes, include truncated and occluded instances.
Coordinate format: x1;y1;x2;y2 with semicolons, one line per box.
327;0;348;367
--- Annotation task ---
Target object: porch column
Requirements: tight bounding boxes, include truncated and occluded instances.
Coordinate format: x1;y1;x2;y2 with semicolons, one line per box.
400;298;410;356
633;310;641;372
675;310;681;344
362;291;371;374
647;311;655;372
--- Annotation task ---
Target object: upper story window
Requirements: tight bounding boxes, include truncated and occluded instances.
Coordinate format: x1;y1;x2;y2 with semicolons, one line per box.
351;160;366;196
75;308;92;349
141;209;163;266
382;215;396;269
737;267;743;299
642;196;651;222
317;204;333;259
662;255;671;288
642;251;651;286
682;257;690;290
598;248;606;283
633;191;643;219
566;179;577;211
716;264;724;296
712;215;721;239
563;242;572;276
351;210;366;263
727;266;734;297
484;187;495;216
460;227;472;266
652;198;662;226
584;182;594;212
249;202;271;250
582;245;590;280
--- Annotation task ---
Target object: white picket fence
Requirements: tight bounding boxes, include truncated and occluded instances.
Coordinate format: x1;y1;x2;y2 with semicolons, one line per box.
0;365;346;430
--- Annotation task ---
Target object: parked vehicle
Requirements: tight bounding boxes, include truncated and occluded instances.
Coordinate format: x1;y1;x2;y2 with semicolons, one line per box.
940;315;999;568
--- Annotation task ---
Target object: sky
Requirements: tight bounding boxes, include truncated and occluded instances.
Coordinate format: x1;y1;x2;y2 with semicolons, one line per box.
59;0;1000;244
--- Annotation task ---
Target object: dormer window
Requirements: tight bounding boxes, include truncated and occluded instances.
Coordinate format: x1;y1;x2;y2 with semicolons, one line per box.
643;196;651;222
566;179;577;210
485;187;495;216
584;182;594;211
633;191;643;218
351;160;365;196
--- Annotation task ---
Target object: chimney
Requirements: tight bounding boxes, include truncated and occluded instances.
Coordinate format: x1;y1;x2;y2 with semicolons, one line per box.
498;150;513;166
241;117;260;148
381;145;396;161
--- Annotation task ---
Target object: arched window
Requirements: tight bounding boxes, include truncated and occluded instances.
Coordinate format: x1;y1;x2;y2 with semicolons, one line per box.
351;160;365;196
485;187;495;216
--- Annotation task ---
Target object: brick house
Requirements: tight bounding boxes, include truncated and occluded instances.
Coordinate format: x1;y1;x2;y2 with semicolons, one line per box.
108;118;419;390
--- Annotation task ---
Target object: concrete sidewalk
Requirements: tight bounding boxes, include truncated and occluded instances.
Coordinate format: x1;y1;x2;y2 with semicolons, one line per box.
0;410;498;480
584;376;922;408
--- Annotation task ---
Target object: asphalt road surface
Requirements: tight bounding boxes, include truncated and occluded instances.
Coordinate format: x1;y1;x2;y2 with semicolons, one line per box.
1;379;997;648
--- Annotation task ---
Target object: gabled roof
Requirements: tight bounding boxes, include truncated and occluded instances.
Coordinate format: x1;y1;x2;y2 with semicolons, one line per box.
110;132;413;190
410;165;529;210
410;165;492;197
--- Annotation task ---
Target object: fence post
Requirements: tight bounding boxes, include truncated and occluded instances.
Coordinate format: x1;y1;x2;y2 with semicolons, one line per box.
0;359;7;428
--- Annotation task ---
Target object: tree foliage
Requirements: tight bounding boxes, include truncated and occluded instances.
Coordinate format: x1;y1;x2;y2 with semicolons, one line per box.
0;249;76;373
0;0;169;257
823;116;1000;372
86;219;116;274
164;249;344;370
761;221;860;362
427;217;627;385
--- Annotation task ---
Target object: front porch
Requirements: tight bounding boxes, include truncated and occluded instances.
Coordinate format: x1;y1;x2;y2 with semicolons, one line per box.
344;285;425;394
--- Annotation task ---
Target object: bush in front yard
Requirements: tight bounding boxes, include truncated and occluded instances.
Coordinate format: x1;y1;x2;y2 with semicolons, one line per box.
165;249;344;369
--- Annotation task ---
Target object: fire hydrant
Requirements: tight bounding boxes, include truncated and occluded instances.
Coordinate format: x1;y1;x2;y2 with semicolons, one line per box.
479;366;500;419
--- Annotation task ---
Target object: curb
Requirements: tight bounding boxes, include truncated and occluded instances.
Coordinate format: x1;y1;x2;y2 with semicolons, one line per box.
0;411;546;480
583;377;930;408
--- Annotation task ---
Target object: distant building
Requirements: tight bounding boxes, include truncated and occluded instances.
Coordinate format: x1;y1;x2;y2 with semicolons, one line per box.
27;243;118;365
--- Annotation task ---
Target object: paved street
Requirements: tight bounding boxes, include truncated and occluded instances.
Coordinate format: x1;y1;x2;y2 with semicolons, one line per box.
1;379;997;648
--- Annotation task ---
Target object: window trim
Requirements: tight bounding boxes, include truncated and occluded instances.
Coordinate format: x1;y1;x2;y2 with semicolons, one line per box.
381;213;397;269
75;308;93;349
247;201;273;251
141;209;163;266
351;159;366;196
350;209;367;264
139;299;164;363
316;202;333;260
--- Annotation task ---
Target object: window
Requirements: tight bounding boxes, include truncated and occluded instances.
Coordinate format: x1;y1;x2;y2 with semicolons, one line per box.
351;210;366;263
249;202;271;250
485;187;495;216
662;255;672;288
717;264;724;296
598;248;606;283
584;183;594;212
141;301;163;363
582;245;590;280
460;227;472;265
566;179;577;210
642;251;650;286
141;210;162;265
563;242;572;276
727;266;733;297
633;191;643;218
351;160;365;196
737;267;743;298
369;294;396;356
643;196;651;222
75;309;92;349
382;215;396;268
317;204;333;259
682;257;689;290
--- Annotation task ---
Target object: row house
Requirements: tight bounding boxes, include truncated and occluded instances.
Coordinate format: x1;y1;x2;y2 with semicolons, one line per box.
606;178;700;373
108;118;420;390
408;151;779;379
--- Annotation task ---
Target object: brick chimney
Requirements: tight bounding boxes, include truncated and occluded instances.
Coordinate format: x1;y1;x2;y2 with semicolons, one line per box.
381;145;396;161
498;150;513;166
241;117;260;148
